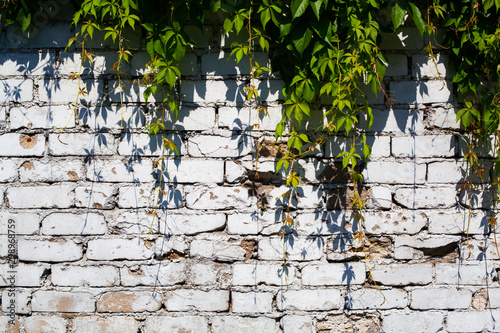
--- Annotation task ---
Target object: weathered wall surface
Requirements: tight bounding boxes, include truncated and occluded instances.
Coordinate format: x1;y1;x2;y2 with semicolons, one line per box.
0;7;499;333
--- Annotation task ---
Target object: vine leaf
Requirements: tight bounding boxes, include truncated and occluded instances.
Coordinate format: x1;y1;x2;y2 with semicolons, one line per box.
291;0;309;19
390;2;406;30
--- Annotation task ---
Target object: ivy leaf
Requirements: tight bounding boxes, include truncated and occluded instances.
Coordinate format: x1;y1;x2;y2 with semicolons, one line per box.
309;0;322;20
291;0;309;19
293;27;312;54
390;2;406;30
408;2;426;37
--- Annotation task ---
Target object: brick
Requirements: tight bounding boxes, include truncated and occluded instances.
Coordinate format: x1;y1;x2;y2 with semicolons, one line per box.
188;263;231;286
212;316;276;333
390;80;452;104
364;211;427;234
382;311;444;333
18;239;83;262
59;51;123;76
361;108;424;134
0;52;55;76
324;135;390;159
7;185;74;209
23;316;67;333
162;213;226;235
427;160;464;183
348;289;407;309
446;310;500;332
227;212;282;235
185;186;252;210
185;25;212;48
428;210;487;235
87;238;156;260
0;212;39;235
394;235;459;260
0;316;19;332
392;135;456;158
457;135;496;158
72;316;139;333
188;134;255;157
164;289;229;311
78;105;146;130
294;211;356;236
302;263;366;285
380;28;424;50
0;264;47;287
369;187;392;209
32;291;95;313
386;54;408;76
86;159;153;183
190;236;245;261
259;236;323;261
232;263;295;286
363;161;426;184
394;187;457;209
130;52;196;77
0;133;45;156
0;160;18;182
410;288;471;309
5;22;72;49
75;184;116;209
19;159;84;182
97;291;161;312
107;79;152;103
160;106;216;131
182;80;241;103
118;184;183;209
371;264;433;286
428;107;460;129
435;262;496;285
10;106;75;129
202;51;268;76
277;289;342;311
39;79;102;104
118;133;185;156
460;238;500;261
144;316;208;333
120;263;186;286
105;210;157;234
218;106;282;131
412;54;450;79
231;291;273;313
2;289;30;314
281;315;314;333
52;265;119;287
161;158;224;183
49;133;115;156
268;185;324;209
0;79;33;102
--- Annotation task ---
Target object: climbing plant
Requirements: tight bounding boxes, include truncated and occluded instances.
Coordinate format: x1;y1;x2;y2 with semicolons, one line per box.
2;0;500;262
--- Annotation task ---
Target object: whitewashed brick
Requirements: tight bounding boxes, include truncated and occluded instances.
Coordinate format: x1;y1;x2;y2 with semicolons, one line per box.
87;238;156;260
188;134;254;157
75;184;116;209
144;316;208;333
10;106;75;129
87;159;153;183
435;262;496;285
0;160;18;182
364;211;427;234
428;210;487;235
118;133;185;156
41;213;106;235
0;52;55;76
23;316;67;333
427;160;464;183
371;264;433;286
162;158;224;183
228;212;282;235
362;108;424;134
392;135;456;158
186;186;252;210
268;185;324;209
51;265;118;287
5;22;72;49
120;263;186;286
410;288;471;309
380;28;424;50
0;212;39;235
386;54;408;76
394;187;456;209
232;263;295;286
390;80;452;104
107;79;153;103
32;291;95;313
118;184;183;209
348;289;407;309
49;133;115;156
190;236;245;261
19;159;84;182
324;135;390;158
369;187;392;209
182;80;244;103
302;263;366;285
446;310;500;332
212;316;276;333
0;316;18;332
382;311;444;333
277;289;342;311
428;107;460;129
202;51;268;76
58;51;122;76
0;264;47;287
7;185;74;209
0;79;33;102
281;315;314;333
294;211;355;236
18;239;82;262
78;105;146;130
162;214;225;235
164;290;229;311
105;210;157;235
0;133;45;156
188;263;231;286
2;289;30;314
218;106;282;131
258;237;323;261
231;291;273;313
72;316;139;333
412;54;449;79
39;79;102;104
97;291;161;312
394;236;459;260
363;162;426;184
